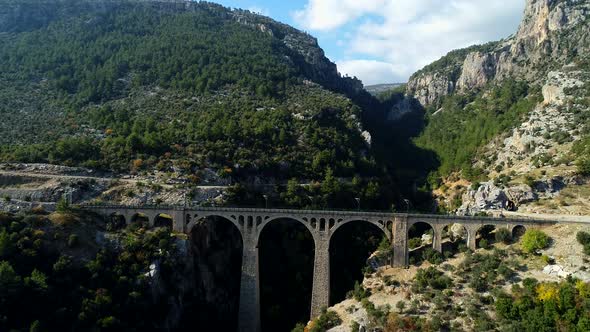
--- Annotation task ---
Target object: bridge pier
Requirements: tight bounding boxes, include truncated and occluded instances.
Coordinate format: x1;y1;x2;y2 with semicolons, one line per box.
238;231;261;332
466;226;478;251
432;225;444;253
392;216;408;267
171;209;185;233
310;235;330;319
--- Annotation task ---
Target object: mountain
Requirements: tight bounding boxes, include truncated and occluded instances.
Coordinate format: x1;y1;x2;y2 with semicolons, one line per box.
407;0;589;107
404;0;590;214
0;1;380;180
364;83;405;96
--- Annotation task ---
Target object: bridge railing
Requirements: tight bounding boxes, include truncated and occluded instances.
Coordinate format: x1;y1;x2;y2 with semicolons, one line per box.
77;203;556;224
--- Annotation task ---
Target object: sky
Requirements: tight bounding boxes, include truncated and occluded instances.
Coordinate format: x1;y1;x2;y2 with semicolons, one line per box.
210;0;526;86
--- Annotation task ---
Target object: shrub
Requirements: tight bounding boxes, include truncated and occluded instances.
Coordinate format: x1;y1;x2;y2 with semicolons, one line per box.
414;267;453;291
521;229;550;253
422;248;444;265
56;197;70;212
577;231;590;246
68;234;79;248
291;323;305;332
495;228;512;244
348;281;370;301
309;308;341;332
479;239;489;249
408;237;422;249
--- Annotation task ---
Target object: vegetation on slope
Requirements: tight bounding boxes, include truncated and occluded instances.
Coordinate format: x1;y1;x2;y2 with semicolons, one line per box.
415;80;542;184
0;209;188;331
0;1;390;191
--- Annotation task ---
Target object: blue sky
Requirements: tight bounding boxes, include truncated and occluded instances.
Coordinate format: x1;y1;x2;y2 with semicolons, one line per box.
211;0;526;86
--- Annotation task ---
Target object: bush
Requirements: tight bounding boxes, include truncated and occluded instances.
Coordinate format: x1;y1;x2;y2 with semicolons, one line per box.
479;239;489;249
521;229;550;253
348;281;370;301
577;231;590;245
56;197;70;213
495;228;512;244
68;234;79;248
422;248;444;265
408;238;422;249
309;308;341;332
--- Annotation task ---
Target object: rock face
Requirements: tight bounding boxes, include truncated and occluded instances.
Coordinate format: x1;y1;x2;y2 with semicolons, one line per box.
458;182;510;215
456;52;498;91
407;0;590;107
458;177;568;215
406;72;455;107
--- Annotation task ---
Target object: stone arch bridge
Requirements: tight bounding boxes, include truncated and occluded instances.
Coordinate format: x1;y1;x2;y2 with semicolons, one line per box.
84;205;555;332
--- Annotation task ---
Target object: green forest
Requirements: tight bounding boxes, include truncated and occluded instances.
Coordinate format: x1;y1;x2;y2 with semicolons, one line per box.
415;80;542;183
0;209;189;331
0;1;381;183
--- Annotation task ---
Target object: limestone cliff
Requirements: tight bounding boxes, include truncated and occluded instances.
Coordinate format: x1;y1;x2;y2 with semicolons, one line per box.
407;0;590;107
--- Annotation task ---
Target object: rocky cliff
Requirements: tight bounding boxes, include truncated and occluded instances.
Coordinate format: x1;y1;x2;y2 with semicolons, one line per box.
407;0;590;107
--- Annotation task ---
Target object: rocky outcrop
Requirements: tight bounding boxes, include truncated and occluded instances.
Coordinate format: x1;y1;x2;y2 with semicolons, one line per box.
406;0;590;107
406;72;455;107
456;52;497;91
458;177;569;215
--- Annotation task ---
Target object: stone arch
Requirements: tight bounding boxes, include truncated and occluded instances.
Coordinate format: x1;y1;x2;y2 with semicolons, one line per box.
186;213;243;242
130;212;150;227
407;220;436;250
476;224;497;248
511;225;526;239
328;219;389;305
330;218;391;242
154;213;174;229
107;212;127;230
256;216;316;331
441;223;468;253
256;216;317;247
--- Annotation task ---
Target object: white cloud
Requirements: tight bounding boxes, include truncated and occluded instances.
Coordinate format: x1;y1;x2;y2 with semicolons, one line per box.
293;0;387;31
336;60;398;86
295;0;525;83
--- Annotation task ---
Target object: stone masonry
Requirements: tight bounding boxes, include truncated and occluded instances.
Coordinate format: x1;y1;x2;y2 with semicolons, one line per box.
84;205;555;332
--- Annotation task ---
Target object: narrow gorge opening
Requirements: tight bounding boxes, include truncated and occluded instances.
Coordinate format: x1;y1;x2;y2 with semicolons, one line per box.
258;219;315;332
182;216;243;331
329;221;384;305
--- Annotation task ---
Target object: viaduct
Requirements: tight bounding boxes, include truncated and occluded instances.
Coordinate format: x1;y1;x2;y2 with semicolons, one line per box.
83;205;555;332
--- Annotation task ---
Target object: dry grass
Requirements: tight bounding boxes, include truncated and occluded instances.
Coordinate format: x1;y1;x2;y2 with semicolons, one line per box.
48;212;79;227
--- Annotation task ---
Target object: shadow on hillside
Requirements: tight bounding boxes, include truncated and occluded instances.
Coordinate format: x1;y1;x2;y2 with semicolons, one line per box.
362;93;440;211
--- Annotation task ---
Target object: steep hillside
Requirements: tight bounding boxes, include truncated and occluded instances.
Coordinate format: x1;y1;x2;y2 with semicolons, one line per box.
0;1;388;195
407;0;589;108
405;0;590;214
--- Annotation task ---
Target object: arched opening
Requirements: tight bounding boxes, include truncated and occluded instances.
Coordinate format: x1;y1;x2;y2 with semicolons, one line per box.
512;225;526;239
330;221;387;305
130;213;149;229
476;225;496;249
408;222;437;265
180;216;243;331
258;218;315;332
441;224;468;256
153;213;173;230
107;213;126;231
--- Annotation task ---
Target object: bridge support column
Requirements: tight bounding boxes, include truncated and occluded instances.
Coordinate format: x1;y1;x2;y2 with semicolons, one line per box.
392;216;408;267
466;226;478;251
432;226;443;253
171;209;185;233
310;235;330;319
238;232;260;332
